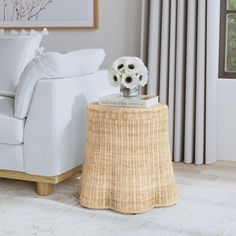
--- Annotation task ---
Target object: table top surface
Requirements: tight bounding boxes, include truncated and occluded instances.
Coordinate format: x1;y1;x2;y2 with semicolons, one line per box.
88;102;167;112
87;102;168;120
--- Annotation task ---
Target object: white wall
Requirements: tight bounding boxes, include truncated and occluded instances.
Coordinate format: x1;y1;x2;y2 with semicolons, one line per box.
213;1;236;161
41;0;142;69
217;81;236;161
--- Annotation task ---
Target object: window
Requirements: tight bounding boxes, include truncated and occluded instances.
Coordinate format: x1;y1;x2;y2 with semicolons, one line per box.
219;0;236;78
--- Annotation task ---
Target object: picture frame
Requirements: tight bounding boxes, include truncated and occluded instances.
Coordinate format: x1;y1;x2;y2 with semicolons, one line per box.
0;0;99;29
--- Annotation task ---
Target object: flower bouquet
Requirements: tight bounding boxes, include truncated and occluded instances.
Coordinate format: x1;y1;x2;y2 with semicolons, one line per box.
108;56;148;97
99;56;158;107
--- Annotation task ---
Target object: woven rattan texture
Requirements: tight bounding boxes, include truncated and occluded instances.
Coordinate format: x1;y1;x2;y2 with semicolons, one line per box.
79;103;178;213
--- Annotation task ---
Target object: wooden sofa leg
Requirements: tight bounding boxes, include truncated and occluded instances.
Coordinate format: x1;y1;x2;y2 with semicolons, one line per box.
36;182;53;196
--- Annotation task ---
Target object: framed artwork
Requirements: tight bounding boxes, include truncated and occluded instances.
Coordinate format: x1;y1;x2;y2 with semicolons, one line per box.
0;0;98;29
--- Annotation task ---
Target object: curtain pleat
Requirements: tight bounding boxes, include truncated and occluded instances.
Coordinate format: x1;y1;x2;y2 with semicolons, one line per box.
195;0;206;165
174;0;186;162
168;0;177;156
147;0;162;95
141;0;217;164
159;0;170;103
184;0;197;163
205;0;219;164
140;0;150;66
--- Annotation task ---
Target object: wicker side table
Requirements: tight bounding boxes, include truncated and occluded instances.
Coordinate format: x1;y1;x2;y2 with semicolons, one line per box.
79;103;177;214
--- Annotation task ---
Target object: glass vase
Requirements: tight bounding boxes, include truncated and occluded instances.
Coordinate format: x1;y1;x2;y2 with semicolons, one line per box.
120;85;139;97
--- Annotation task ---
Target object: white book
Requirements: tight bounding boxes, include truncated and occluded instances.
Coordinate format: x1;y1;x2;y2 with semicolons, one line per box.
99;94;159;108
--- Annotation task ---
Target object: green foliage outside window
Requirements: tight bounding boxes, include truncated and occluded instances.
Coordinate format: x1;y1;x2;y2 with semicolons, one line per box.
227;15;236;71
228;0;236;9
227;0;236;71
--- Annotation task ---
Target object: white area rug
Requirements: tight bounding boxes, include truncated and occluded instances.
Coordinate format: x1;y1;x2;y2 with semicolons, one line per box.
0;177;236;236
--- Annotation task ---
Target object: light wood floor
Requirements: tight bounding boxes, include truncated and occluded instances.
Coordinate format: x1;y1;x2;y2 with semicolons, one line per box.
173;161;236;190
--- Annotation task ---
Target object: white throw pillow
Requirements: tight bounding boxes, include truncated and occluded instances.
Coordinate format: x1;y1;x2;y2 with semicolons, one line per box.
20;29;48;60
14;48;106;119
0;29;47;97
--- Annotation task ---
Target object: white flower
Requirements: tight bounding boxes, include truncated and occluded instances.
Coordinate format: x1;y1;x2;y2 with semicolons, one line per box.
123;57;147;73
108;69;121;87
112;57;126;73
137;71;148;87
109;56;149;89
121;73;140;89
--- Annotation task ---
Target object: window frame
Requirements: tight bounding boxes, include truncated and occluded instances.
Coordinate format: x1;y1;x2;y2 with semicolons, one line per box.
219;0;236;78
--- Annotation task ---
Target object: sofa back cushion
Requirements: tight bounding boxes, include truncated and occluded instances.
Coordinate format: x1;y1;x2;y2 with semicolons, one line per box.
0;29;47;97
14;48;106;119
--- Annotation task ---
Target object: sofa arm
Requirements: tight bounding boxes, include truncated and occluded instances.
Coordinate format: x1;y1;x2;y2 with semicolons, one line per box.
24;70;118;176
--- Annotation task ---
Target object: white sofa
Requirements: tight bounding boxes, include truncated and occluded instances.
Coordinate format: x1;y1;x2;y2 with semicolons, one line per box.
0;70;117;195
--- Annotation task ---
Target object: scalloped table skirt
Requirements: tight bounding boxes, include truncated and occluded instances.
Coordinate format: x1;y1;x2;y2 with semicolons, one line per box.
79;103;178;214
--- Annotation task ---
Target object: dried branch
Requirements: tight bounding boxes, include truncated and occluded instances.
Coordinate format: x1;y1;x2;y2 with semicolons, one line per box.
28;0;53;20
3;0;7;20
3;0;54;21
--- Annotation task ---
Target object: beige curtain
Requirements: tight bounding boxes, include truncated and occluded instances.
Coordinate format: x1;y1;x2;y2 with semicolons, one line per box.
141;0;219;164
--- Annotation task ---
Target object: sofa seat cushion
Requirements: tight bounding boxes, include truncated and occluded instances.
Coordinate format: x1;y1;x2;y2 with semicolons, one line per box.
0;97;24;144
0;144;24;172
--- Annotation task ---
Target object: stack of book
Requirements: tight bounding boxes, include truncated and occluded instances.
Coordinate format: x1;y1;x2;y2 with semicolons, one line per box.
99;94;159;108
